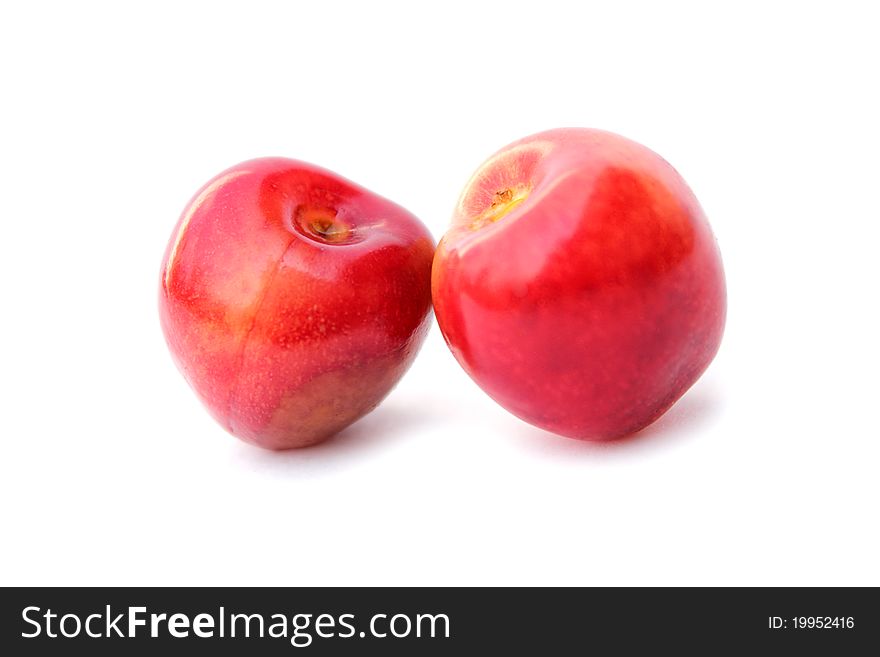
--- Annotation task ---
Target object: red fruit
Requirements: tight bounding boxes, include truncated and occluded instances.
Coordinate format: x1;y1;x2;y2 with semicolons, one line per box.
160;158;434;449
432;129;726;440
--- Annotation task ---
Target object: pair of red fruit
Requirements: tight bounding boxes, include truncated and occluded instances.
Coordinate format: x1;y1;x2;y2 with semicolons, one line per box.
160;128;726;450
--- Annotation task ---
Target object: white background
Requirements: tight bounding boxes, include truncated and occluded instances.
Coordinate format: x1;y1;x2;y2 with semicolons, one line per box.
2;1;878;586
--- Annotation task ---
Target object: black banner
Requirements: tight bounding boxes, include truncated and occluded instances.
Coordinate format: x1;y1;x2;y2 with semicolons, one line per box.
1;587;876;654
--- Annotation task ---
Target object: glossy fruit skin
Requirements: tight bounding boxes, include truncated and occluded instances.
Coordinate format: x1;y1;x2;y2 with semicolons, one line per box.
432;129;726;440
160;158;434;449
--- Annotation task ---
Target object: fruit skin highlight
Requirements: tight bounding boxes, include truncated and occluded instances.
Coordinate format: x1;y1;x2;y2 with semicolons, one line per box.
432;128;726;441
160;158;434;449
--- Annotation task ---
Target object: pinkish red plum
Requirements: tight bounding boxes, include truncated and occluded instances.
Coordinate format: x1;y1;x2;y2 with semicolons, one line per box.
432;128;726;440
160;158;434;449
